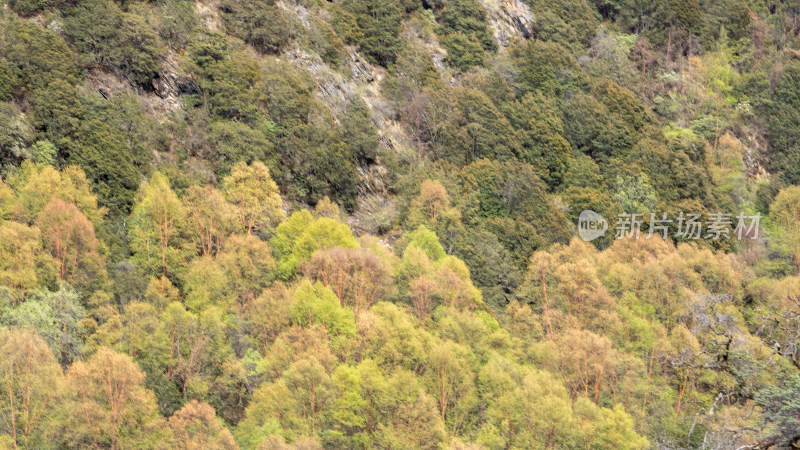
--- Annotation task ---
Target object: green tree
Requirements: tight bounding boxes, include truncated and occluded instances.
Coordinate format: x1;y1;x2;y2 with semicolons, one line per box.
0;103;34;172
221;161;284;235
340;0;403;66
7;0;50;15
427;341;476;434
272;211;358;279
769;61;800;185
0;13;79;93
306;247;393;314
37;198;106;292
291;280;357;338
594;404;649;449
237;379;302;445
383;41;443;103
341;98;379;164
506;93;572;188
219;0;293;54
613;174;657;214
0;180;16;222
0;328;63;449
437;0;496;51
62;118;145;213
88;300;179;415
63;0;163;84
276;122;360;211
282;358;332;436
168;400;237;449
159;303;237;419
770;186;800;275
404;226;446;262
328;364;369;447
509;40;587;98
151;0;198;49
0;221;49;300
218;234;276;308
206;119;277;178
440;32;485;72
6;162;105;228
2;286;87;366
183;185;236;257
756;375;800;447
407;180;458;232
130;172;185;278
183;256;231;311
60;347;168;448
434;87;520;164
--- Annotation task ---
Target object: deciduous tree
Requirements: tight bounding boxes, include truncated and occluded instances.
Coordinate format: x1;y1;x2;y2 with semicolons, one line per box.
37;198;106;291
168;400;237;449
0;328;63;449
771;186;800;275
221;161;284;235
306;247;392;314
183;186;236;257
130;172;185;278
60;347;168;448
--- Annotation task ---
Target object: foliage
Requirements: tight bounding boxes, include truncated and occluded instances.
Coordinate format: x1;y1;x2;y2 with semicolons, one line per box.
129;172;185;278
341;98;379;164
1;0;800;448
436;0;495;71
0;328;63;448
59;347;168;448
338;0;403;66
768;60;800;186
505;93;571;188
755;375;800;446
169;400;238;448
770;186;800;275
221;161;285;235
63;0;163;84
441;32;486;72
220;0;293;54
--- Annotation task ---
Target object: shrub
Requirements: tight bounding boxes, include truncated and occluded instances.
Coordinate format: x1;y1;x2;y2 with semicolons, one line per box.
8;0;52;16
340;0;403;66
63;0;163;84
437;0;496;51
441;32;485;72
219;0;293;54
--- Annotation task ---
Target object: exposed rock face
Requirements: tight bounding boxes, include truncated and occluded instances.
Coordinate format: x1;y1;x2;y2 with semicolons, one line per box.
478;0;535;47
149;51;196;113
152;51;199;106
83;49;193;115
274;0;411;234
195;0;224;32
348;50;376;84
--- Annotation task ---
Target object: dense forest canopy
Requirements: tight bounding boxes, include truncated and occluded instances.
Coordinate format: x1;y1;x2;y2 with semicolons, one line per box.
1;0;800;447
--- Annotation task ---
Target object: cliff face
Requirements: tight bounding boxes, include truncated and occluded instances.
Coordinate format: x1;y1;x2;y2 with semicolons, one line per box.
74;0;542;208
479;0;535;46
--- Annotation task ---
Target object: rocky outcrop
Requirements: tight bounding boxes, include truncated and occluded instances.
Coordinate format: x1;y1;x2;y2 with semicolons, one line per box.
82;48;193;116
478;0;535;47
148;50;197;113
151;50;198;108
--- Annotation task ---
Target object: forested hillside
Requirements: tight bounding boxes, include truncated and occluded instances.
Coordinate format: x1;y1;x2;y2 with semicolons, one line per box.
2;0;800;447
